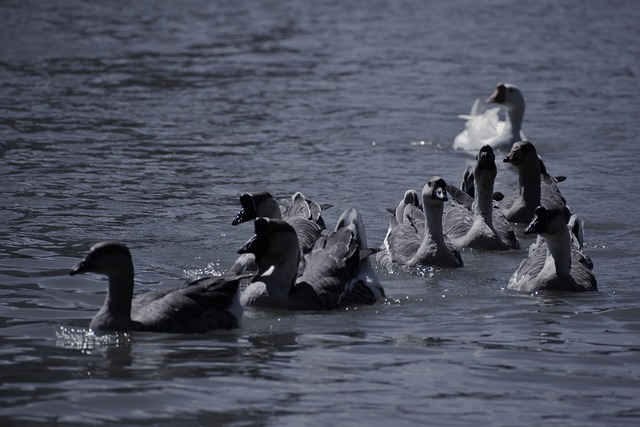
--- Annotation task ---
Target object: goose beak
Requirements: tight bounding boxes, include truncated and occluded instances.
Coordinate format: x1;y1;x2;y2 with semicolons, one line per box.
503;149;520;164
69;260;87;276
524;216;544;235
434;186;447;202
523;222;536;235
477;151;495;170
232;208;249;226
232;193;258;226
486;84;505;104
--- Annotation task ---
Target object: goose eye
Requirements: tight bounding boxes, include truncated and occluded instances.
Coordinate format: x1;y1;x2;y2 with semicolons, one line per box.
509;88;514;93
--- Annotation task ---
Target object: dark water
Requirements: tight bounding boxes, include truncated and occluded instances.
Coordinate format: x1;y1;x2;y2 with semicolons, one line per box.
1;0;639;425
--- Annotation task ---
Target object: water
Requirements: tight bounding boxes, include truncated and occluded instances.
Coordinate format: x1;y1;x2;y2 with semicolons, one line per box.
1;0;639;425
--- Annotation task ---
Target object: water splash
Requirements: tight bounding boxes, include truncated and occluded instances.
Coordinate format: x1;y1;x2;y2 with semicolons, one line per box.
55;326;131;354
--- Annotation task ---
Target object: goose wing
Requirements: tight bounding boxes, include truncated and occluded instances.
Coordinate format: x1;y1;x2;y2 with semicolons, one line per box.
334;208;385;306
453;101;503;150
442;200;473;242
383;218;423;266
446;183;474;209
541;180;568;211
293;227;358;310
132;274;250;332
492;205;520;249
569;252;598;292
280;192;330;228
507;238;547;291
286;215;324;255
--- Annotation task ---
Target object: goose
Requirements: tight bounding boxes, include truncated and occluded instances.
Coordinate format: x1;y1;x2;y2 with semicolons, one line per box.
497;141;569;224
508;206;597;292
69;242;251;332
231;191;328;258
458;164;505;202
377;177;463;269
460;164;476;198
385;189;421;224
452;83;526;151
239;210;384;311
443;145;520;250
332;207;386;306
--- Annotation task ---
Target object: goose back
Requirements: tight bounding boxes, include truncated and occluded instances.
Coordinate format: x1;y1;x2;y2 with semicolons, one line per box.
378;177;463;269
508;207;597;292
70;242;249;332
443;145;520;250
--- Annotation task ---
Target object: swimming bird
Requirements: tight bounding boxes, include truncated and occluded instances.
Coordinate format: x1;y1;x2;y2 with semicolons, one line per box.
332;207;386;306
69;242;250;332
231;191;328;257
497;141;569;224
239;210;384;310
443;146;520;250
458;164;505;202
385;189;421;224
377;177;463;269
508;206;597;292
452;83;526;151
460;164;476;198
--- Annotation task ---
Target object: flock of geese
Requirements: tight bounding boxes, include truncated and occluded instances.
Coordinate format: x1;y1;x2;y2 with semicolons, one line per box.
69;83;598;334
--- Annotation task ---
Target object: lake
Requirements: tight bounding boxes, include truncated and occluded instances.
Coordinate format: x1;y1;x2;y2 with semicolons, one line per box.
1;0;639;425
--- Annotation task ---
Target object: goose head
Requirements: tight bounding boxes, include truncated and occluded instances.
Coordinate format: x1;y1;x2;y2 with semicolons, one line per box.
69;241;134;278
237;217;300;273
402;189;420;208
232;192;281;225
461;165;475;198
524;206;566;236
486;83;525;111
289;192;313;219
474;145;497;190
423;176;448;206
503;140;538;168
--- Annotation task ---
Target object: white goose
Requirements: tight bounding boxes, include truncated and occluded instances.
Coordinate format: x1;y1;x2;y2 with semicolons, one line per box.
452;83;526;151
497;141;569;224
508;206;597;292
377;177;463;269
239;209;384;311
443;145;520;250
69;242;251;332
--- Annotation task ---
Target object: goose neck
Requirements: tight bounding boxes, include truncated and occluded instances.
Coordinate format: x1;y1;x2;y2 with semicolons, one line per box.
507;103;525;136
258;253;300;298
517;164;542;205
105;268;135;320
472;186;495;226
543;227;573;275
424;203;446;245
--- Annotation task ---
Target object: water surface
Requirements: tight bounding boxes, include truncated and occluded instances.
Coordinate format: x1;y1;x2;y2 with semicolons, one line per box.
1;0;640;425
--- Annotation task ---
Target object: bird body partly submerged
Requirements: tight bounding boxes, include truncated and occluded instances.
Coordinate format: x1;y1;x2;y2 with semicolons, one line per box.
239;209;384;311
231;191;329;274
498;141;569;224
508;207;597;292
70;242;250;332
377;177;463;269
453;83;526;151
444;145;520;251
